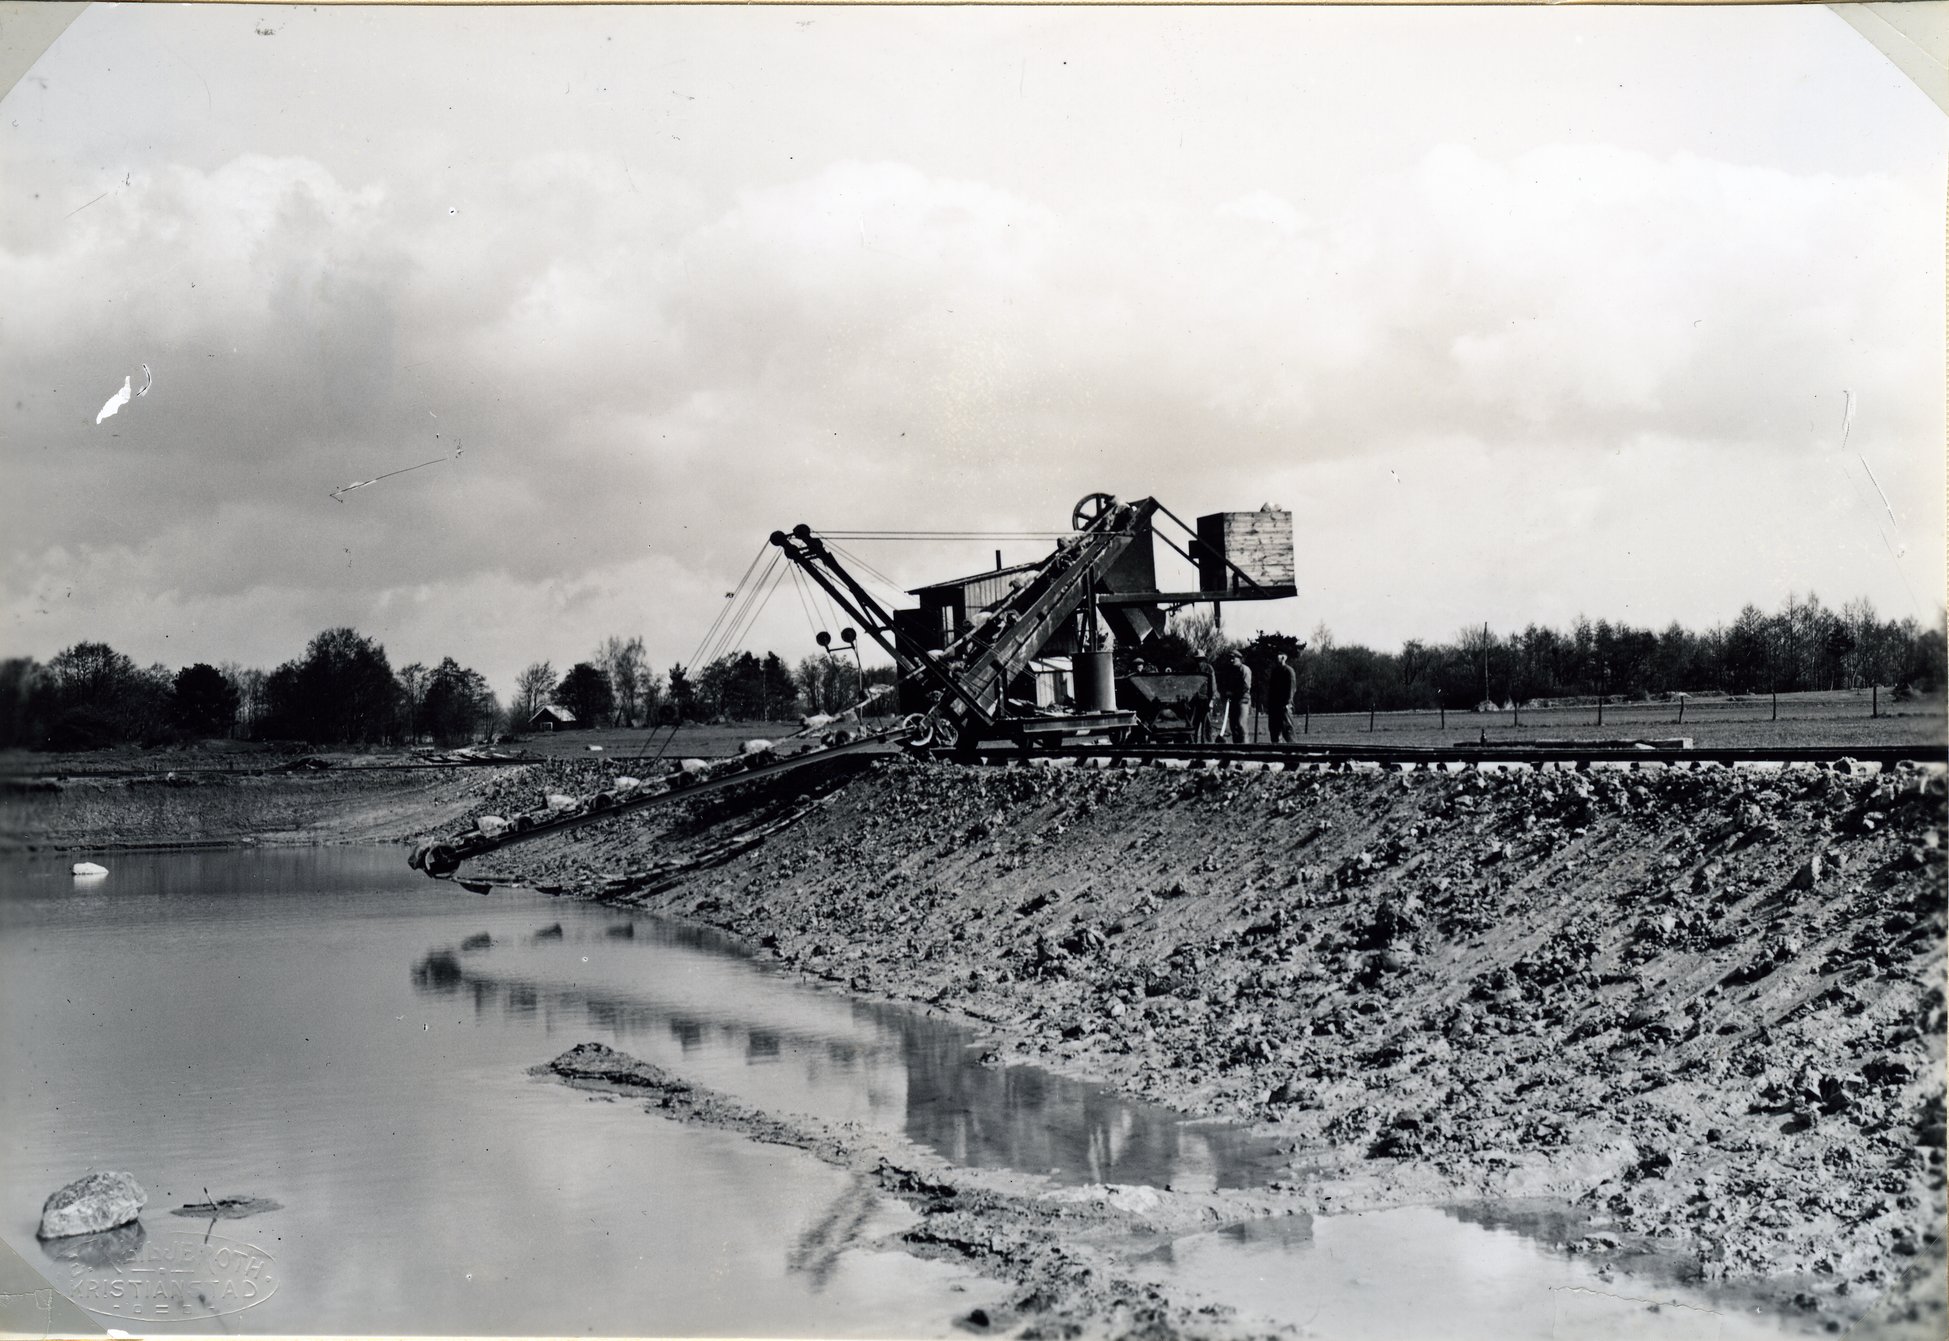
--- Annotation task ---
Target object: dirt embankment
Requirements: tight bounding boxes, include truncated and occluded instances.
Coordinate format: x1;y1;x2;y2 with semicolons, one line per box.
0;766;485;850
467;755;1947;1329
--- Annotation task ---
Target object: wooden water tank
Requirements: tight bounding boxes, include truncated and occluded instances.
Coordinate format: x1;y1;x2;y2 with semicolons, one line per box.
1196;509;1295;594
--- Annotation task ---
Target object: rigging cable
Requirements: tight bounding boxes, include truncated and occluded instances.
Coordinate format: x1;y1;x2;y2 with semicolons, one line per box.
626;540;767;766
785;562;824;649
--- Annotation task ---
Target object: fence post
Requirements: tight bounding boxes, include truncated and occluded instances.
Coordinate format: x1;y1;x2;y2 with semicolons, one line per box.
1369;703;1376;732
1772;689;1778;722
1513;699;1520;728
1597;697;1603;728
1678;696;1685;725
1872;684;1878;718
1440;701;1446;730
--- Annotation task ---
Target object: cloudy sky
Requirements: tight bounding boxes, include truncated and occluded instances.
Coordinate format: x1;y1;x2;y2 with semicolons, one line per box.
2;4;1942;696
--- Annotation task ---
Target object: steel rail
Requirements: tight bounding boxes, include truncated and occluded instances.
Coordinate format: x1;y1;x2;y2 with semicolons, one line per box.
935;741;1945;769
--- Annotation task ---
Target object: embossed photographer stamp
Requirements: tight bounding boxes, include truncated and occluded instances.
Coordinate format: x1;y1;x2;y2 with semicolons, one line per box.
56;1228;278;1322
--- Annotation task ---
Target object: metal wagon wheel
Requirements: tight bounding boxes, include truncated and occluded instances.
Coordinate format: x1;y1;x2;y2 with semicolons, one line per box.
1071;492;1117;531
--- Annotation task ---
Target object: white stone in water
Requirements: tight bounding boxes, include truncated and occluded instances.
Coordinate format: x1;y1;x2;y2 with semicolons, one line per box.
40;1171;146;1239
71;862;109;877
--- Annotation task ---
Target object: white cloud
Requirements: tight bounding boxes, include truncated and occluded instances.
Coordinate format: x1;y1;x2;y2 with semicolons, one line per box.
3;91;1940;692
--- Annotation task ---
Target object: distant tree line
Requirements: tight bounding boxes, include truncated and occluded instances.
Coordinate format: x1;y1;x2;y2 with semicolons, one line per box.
512;642;895;731
0;629;502;751
4;593;1938;751
0;626;902;751
1129;593;1946;715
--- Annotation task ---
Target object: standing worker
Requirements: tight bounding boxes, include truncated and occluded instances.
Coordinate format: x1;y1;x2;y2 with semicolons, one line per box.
1268;652;1298;743
1216;650;1251;744
1190;657;1217;742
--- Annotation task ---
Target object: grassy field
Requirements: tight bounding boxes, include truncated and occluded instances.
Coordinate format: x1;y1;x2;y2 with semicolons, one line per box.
517;691;1944;756
1261;687;1944;749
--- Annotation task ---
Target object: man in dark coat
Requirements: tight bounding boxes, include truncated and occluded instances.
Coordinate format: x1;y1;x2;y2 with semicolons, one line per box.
1190;658;1217;742
1215;651;1251;744
1267;652;1298;742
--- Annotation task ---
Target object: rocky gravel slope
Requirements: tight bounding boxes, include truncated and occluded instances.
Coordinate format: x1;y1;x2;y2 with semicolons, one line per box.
464;755;1947;1331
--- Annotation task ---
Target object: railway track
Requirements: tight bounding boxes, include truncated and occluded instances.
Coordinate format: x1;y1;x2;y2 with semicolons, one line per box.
943;739;1945;771
407;727;1941;879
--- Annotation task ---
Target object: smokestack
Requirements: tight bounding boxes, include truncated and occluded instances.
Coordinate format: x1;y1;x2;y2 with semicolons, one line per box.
995;549;1002;571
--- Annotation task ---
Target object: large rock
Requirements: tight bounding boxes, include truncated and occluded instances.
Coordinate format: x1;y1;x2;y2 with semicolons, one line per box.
39;1171;146;1239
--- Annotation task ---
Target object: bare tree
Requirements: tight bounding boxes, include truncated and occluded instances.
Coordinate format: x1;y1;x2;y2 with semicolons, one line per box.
396;662;429;743
1168;610;1228;660
1399;639;1433;689
512;661;555;725
595;636;648;726
1455;623;1496;706
636;664;666;725
219;662;267;738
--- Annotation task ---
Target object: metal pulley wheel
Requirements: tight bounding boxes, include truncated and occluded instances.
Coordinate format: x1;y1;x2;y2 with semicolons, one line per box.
1071;492;1117;531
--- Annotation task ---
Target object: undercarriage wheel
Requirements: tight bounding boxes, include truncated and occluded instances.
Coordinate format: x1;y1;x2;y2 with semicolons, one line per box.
900;713;937;749
1071;492;1117;531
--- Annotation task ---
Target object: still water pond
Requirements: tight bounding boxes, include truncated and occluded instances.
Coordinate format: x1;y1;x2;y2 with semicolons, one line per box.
1;848;1806;1338
0;846;1259;1335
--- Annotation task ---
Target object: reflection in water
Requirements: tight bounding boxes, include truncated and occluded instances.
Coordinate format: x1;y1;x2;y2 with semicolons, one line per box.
413;949;463;989
39;1220;147;1269
1141;1212;1315;1267
787;1180;879;1291
409;926;1287;1191
1136;1204;1801;1341
1218;1214;1315;1248
1447;1200;1584;1246
881;1000;1285;1190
